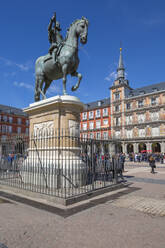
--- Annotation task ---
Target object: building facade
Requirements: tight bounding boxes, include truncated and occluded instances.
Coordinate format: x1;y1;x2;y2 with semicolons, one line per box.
80;48;165;154
80;98;111;140
0;104;29;155
0;104;29;139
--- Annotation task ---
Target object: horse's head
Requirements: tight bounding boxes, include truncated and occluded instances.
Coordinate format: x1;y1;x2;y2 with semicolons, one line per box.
76;17;89;44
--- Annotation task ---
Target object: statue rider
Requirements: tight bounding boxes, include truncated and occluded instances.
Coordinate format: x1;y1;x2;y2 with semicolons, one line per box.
48;13;63;64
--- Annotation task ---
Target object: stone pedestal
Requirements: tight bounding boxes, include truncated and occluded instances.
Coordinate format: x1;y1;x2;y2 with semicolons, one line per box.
23;95;86;189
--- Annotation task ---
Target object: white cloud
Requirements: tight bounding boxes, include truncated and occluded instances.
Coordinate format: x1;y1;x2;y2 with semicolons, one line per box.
0;56;32;71
14;81;34;90
105;71;117;82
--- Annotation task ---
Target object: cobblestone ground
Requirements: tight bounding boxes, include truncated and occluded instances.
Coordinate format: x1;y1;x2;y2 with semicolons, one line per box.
0;163;165;248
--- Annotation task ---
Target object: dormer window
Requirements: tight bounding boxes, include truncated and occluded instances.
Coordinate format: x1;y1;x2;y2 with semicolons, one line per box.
152;88;158;92
139;90;145;95
98;101;101;106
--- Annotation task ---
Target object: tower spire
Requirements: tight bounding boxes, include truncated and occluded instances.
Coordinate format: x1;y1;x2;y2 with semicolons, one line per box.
117;47;125;80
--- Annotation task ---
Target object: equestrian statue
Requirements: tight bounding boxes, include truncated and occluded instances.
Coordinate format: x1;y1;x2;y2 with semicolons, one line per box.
34;13;89;101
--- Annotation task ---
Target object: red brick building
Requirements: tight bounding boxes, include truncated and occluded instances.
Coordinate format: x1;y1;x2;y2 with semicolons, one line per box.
0;104;29;140
80;98;111;139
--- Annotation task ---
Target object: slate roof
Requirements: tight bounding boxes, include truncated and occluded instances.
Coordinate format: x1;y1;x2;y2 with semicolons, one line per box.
126;81;165;98
0;104;27;117
84;97;110;111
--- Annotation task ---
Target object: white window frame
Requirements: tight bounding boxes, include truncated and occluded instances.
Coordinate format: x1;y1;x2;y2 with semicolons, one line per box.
82;112;87;120
96;120;101;129
89;122;94;130
83;123;87;131
89;111;94;119
103;108;108;117
95;109;101;118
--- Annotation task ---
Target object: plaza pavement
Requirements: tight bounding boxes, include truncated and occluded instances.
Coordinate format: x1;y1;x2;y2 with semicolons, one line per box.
0;162;165;248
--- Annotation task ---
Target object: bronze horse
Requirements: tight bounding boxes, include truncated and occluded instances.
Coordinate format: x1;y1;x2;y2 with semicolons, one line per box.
35;17;88;101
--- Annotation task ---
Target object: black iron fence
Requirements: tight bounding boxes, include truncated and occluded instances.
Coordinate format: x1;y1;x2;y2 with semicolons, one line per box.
0;131;123;199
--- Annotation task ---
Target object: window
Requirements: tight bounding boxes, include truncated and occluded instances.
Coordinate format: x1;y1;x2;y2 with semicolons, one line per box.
103;132;108;140
151;97;157;106
115;105;120;112
95;109;100;118
96;121;101;129
151;112;159;121
89;133;94;139
115;131;120;138
96;132;101;139
139;128;145;137
138;100;144;108
3;116;7;122
9;117;13;123
103;108;108;116
2;125;7;133
139;91;145;95
83;123;87;130
126;130;133;138
82;133;87;139
82;112;87;120
115;117;120;126
26;120;29;126
0;115;1;121
115;93;120;100
152;127;159;137
8;126;12;133
89;111;94;119
126;102;131;110
152;88;158;92
125;116;132;125
17;127;21;134
25;128;29;134
98;101;101;106
89;122;94;130
17;118;22;124
103;119;108;126
138;114;145;123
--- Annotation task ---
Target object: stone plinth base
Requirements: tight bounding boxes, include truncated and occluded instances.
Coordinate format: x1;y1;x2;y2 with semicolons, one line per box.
23;95;86;189
24;95;84;136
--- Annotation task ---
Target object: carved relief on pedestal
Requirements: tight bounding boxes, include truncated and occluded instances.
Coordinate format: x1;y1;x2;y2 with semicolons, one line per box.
69;120;80;136
34;121;54;136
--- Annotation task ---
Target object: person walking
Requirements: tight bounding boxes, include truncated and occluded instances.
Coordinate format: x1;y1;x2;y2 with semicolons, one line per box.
149;155;156;174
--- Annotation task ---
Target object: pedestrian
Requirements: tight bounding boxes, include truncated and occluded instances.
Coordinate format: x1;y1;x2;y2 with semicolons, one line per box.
160;153;164;164
149;155;156;174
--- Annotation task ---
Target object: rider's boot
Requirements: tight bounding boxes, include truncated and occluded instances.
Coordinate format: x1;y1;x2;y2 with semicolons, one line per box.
52;51;57;65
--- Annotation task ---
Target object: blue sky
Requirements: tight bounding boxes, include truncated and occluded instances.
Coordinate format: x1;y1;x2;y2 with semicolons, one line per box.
0;0;165;108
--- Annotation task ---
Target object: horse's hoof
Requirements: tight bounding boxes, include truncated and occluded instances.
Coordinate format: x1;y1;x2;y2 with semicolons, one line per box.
71;86;76;91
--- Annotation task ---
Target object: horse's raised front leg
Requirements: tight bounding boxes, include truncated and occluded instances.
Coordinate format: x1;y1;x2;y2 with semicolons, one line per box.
62;64;68;95
71;71;82;91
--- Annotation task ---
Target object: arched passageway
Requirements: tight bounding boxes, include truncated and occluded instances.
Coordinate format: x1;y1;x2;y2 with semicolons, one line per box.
127;143;134;153
116;143;123;153
152;142;161;153
138;143;146;153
